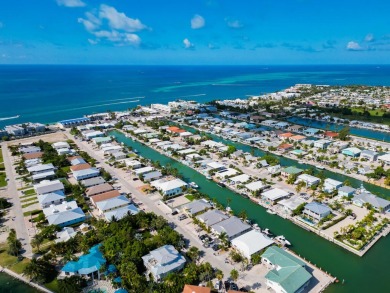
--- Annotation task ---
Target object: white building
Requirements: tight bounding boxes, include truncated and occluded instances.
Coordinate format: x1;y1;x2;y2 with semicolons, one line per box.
151;178;188;197
231;230;273;260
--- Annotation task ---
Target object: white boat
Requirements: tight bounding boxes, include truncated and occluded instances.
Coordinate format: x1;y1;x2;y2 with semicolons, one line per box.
206;175;212;180
275;235;291;246
189;182;199;189
226;206;232;212
263;228;272;236
298;160;304;164
133;149;139;153
316;165;325;170
267;209;277;215
252;223;261;231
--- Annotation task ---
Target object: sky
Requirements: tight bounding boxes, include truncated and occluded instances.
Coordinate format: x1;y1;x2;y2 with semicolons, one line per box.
1;0;390;65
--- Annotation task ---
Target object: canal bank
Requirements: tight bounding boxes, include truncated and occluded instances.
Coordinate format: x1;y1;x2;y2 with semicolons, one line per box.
0;272;41;293
110;130;389;293
176;123;390;199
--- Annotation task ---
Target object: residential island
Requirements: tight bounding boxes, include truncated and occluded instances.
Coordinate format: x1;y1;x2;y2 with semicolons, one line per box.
0;84;389;293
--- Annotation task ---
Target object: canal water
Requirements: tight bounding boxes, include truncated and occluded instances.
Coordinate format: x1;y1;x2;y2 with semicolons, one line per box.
110;130;389;293
287;117;390;143
177;124;390;199
0;273;40;293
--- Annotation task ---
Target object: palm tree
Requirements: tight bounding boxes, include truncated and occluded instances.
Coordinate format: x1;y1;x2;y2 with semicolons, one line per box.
24;258;54;284
230;269;239;282
31;234;44;253
218;232;229;249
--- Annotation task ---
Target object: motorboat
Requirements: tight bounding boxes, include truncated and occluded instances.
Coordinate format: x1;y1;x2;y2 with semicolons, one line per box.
189;182;199;189
298;160;304;164
206;175;212;180
275;235;291;246
252;223;261;231
267;209;277;215
226;207;232;212
316;165;325;170
262;228;272;236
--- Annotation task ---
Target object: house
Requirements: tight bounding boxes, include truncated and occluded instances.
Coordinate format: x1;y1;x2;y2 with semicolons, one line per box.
196;210;229;227
38;191;66;208
52;142;70;150
34;179;64;195
295;174;320;187
328;141;349;154
90;190;121;206
313;139;332;150
279;132;294;140
43;201;78;216
56;227;78;243
278;196;306;215
83;130;104;140
342;147;361;157
46;206;86;227
278;144;293;152
92;137;112;145
281;166;304;178
112;151;127;161
27;163;55;175
323;178;343;193
245;181;268;193
23;152;43;160
290;135;306;142
134;166;155;176
20;146;41;154
85;183;114;197
378;153;390;165
303;128;320;136
58;117;90;128
324;131;338;139
69;157;87;166
125;160;142;169
262;246;312;293
211;216;252;241
166;126;186;134
303;202;331;222
288;125;303;133
96;195;131;214
182;199;211;216
274;122;289;129
151;178;188;197
231;230;273;260
337;186;356;198
70;163;92;172
262;188;290;203
142;171;163;182
353;192;390;212
229;174;250;184
104;204;139;222
80;176;106;188
73;168;100;181
61;245;106;279
142;245;186;281
360;150;379;161
216;168;239;179
183;285;211;293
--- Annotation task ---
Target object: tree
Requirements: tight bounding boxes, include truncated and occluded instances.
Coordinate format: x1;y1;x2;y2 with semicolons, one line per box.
31;234;44;253
238;210;248;222
186;246;200;262
218;232;229;249
338;127;350;141
24;258;55;284
230;269;239;282
58;276;86;293
7;229;22;256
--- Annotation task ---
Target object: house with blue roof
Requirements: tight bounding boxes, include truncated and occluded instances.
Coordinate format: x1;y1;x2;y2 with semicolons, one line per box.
58;117;90;128
342;147;361;157
303;128;320;136
303;202;331;223
61;244;106;280
104;204;139;221
262;246;312;293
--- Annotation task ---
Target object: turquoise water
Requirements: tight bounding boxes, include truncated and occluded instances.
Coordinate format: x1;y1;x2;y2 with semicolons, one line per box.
109;130;390;293
0;273;40;293
2;65;390;128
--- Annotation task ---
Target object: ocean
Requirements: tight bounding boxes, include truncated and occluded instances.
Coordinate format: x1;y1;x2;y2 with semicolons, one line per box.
1;65;390;128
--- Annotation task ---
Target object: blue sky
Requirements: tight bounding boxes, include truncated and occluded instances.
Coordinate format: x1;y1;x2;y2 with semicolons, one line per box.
1;0;390;64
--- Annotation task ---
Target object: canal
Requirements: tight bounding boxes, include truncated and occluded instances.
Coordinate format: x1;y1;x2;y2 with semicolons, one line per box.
177;123;390;199
110;130;389;293
287;116;390;143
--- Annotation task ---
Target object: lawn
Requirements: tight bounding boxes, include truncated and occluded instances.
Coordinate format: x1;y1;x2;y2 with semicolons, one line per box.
0;172;6;187
20;193;38;199
0;148;3;163
45;279;59;292
23;209;42;217
0;243;30;274
21;196;38;203
21;201;39;208
23;189;36;196
185;194;195;201
351;107;386;116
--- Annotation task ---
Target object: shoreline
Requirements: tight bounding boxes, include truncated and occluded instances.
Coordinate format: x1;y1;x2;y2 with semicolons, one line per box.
117;129;388;257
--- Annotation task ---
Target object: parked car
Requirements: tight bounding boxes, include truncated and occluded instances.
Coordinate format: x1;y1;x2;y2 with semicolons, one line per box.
230;283;239;291
224;281;231;291
239;287;249;292
212;244;219;251
178;214;187;221
171;210;179;216
132;177;139;181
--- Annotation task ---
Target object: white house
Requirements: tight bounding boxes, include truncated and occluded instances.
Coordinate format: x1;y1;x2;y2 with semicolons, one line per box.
296;174;320;187
73;168;100;181
323;178;343;193
231;230;273;260
262;188;290;203
151;178;188;197
303;202;331;222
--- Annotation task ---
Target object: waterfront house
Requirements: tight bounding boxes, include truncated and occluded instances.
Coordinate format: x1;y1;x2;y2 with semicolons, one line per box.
378;153;390;165
182;199;212;216
211;216;252;241
142;171;163;182
55;227;77;243
342;147;361;157
112;151;127;161
229;174;250;184
278;143;294;152
360;150;379;161
34;179;64;195
245;181;268;193
80;176;105;188
38;191;66;208
262;246;312;293
274;122;290;129
73;168;100;181
134;166;155;176
151;178;188;197
353;192;390;213
295;174;320;187
262;188;290;204
303;128;320;136
142;245;186;281
90;190;121;206
216;168;239;179
92;136;112;145
303;202;331;222
288;125;304;133
96;195;131;215
313;139;332;150
278;196;306;215
231;230;273;260
125;159;142;169
323;178;343;193
83;130;104;140
196;209;229;227
85;183;114;197
337;186;356;198
281;166;304;178
323;131;339;139
58;117;90;128
61;244;106;280
104;204;139;221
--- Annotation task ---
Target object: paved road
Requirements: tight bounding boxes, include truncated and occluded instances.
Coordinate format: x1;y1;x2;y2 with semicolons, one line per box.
1;143;33;258
67;132;264;291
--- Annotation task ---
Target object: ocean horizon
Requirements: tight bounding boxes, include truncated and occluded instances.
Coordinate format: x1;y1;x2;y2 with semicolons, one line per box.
1;64;390;128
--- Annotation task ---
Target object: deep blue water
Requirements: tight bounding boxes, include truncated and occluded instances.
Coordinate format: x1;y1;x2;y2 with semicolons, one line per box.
2;65;390;128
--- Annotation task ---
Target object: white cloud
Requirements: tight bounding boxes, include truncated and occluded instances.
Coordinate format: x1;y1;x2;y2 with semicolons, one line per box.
346;41;362;51
56;0;86;7
93;30;141;46
78;12;101;32
227;19;243;29
99;4;147;32
183;38;194;49
88;38;98;45
364;33;374;42
191;14;205;29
